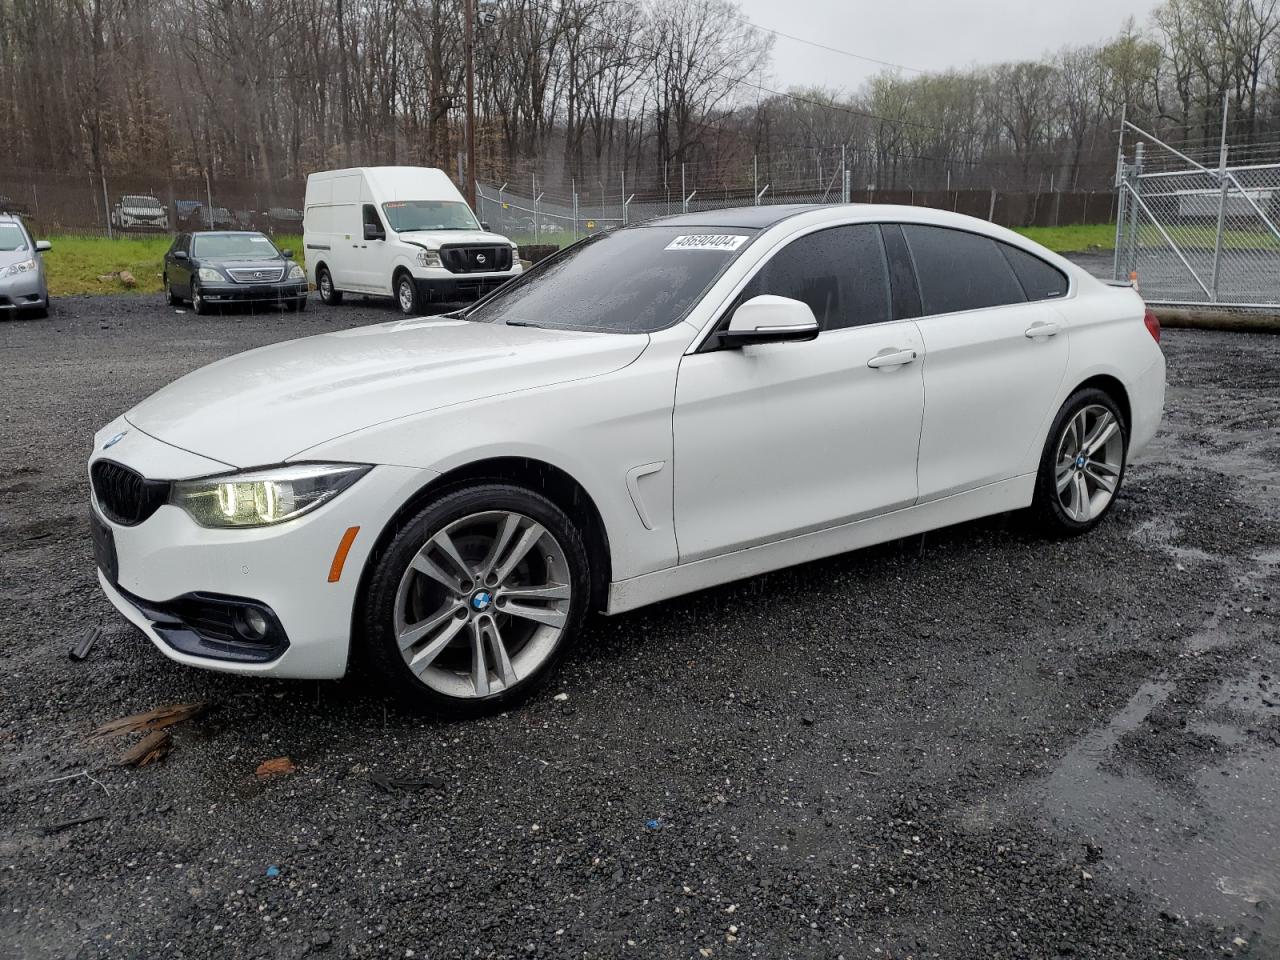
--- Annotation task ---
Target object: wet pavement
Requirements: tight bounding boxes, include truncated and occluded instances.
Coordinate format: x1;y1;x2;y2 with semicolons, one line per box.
1;294;1278;959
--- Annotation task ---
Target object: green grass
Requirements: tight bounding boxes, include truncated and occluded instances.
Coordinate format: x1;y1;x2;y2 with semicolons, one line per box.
1012;224;1115;253
49;223;1196;296
42;234;303;297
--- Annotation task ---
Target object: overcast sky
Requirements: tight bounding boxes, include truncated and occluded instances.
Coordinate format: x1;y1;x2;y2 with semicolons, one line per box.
740;0;1161;93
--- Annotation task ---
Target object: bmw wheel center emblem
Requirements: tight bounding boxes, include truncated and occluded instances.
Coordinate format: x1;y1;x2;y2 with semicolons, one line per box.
471;590;493;612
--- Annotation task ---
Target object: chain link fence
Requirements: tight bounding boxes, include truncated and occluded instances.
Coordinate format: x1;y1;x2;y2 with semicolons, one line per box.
1115;126;1280;311
0;171;306;238
476;180;1118;247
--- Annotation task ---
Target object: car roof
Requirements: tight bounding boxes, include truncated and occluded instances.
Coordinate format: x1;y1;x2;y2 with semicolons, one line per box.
189;230;267;236
643;204;833;230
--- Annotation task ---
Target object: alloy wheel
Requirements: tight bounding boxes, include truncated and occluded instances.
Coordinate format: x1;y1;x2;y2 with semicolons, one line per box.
398;278;415;313
319;271;332;299
1055;404;1124;523
392;510;572;698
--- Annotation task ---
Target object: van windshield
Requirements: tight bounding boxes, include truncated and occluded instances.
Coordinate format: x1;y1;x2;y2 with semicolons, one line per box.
462;226;757;334
382;200;479;232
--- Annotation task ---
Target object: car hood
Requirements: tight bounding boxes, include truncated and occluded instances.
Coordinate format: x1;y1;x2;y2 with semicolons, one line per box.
125;318;648;469
206;257;287;272
0;247;32;267
397;230;514;248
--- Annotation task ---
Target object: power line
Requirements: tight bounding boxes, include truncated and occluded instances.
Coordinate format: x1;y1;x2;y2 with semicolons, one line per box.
726;11;925;74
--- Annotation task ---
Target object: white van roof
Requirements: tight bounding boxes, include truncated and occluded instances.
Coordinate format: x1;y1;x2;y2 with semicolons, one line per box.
305;166;465;205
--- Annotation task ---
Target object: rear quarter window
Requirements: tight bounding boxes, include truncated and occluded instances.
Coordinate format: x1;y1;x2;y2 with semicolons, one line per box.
902;224;1026;316
999;243;1070;300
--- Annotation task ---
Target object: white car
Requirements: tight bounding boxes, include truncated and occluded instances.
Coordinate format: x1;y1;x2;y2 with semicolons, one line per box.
304;166;522;315
111;194;169;231
89;204;1165;716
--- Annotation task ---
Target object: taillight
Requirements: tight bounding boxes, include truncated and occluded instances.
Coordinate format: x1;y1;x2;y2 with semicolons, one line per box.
1143;307;1161;343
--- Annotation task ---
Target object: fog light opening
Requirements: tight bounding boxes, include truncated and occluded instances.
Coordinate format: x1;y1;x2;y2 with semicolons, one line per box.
234;606;270;642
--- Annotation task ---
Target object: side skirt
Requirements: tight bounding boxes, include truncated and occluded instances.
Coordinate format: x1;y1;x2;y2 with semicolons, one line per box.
605;475;1036;615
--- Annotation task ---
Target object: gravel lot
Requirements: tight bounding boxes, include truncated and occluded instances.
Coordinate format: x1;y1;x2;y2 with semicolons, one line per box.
2;293;1279;960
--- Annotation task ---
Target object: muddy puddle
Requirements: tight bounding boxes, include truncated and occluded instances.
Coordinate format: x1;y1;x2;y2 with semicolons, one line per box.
1032;549;1280;949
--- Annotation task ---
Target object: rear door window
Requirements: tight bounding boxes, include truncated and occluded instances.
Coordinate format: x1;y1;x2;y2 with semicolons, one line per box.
999;243;1069;300
733;224;892;331
901;224;1027;316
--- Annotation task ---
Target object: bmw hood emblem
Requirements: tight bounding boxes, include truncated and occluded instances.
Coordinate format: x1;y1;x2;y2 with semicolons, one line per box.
103;430;128;450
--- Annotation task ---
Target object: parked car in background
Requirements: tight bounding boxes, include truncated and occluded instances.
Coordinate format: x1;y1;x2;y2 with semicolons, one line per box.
266;207;304;234
303;166;521;315
111;194;169;231
0;214;51;318
89;204;1164;717
163;230;307;314
175;201;237;231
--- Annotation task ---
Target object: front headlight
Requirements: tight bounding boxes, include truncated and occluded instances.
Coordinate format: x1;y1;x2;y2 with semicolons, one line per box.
4;258;36;277
287;263;305;280
416;249;441;268
510;246;520;260
197;267;224;282
169;463;371;528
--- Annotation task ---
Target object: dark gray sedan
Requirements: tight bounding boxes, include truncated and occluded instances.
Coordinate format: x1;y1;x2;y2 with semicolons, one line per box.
163;231;308;315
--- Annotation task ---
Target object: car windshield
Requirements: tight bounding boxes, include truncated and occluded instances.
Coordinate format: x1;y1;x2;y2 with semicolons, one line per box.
192;233;279;259
382;200;479;232
463;226;757;334
0;223;28;251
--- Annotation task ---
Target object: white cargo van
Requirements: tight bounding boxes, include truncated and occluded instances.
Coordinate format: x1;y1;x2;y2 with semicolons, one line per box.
303;166;522;314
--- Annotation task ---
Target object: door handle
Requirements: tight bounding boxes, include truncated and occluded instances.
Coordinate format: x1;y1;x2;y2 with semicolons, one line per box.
1024;320;1062;339
867;348;918;369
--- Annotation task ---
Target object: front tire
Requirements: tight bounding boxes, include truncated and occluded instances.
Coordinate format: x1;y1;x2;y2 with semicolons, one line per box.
395;272;421;316
360;484;591;718
1031;388;1128;535
191;280;210;315
317;266;342;306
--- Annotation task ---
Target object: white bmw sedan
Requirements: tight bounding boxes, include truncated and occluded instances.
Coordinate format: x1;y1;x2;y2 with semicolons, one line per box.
89;205;1165;716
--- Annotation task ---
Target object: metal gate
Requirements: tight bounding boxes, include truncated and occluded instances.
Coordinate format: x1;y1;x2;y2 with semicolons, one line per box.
1115;121;1280;311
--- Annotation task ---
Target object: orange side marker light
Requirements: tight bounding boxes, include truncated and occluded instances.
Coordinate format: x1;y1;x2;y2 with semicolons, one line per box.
328;526;361;583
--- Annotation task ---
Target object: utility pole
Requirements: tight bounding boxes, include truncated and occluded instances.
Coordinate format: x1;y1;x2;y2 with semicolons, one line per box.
464;0;477;209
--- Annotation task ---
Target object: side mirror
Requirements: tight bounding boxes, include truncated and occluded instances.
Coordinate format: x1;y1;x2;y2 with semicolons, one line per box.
280;248;293;259
720;295;820;349
35;240;51;252
480;221;491;231
363;223;385;241
174;250;189;261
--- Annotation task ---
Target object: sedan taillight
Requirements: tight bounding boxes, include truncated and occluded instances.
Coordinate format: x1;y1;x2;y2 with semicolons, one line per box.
1143;307;1161;344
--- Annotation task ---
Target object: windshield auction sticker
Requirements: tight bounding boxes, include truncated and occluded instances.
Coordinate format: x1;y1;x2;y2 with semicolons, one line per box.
664;234;749;252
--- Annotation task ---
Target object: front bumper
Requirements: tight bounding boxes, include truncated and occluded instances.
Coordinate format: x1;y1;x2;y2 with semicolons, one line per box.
199;281;309;304
0;270;46;310
413;270;519;303
89;421;432;678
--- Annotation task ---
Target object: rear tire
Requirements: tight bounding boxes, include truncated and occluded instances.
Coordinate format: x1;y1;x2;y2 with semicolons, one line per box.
359;483;591;718
395;272;421;316
1031;387;1128;536
165;276;181;307
317;266;342;306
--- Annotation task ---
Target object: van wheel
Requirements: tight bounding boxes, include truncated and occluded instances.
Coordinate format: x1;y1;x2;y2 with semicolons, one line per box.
317;266;342;306
396;273;421;316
